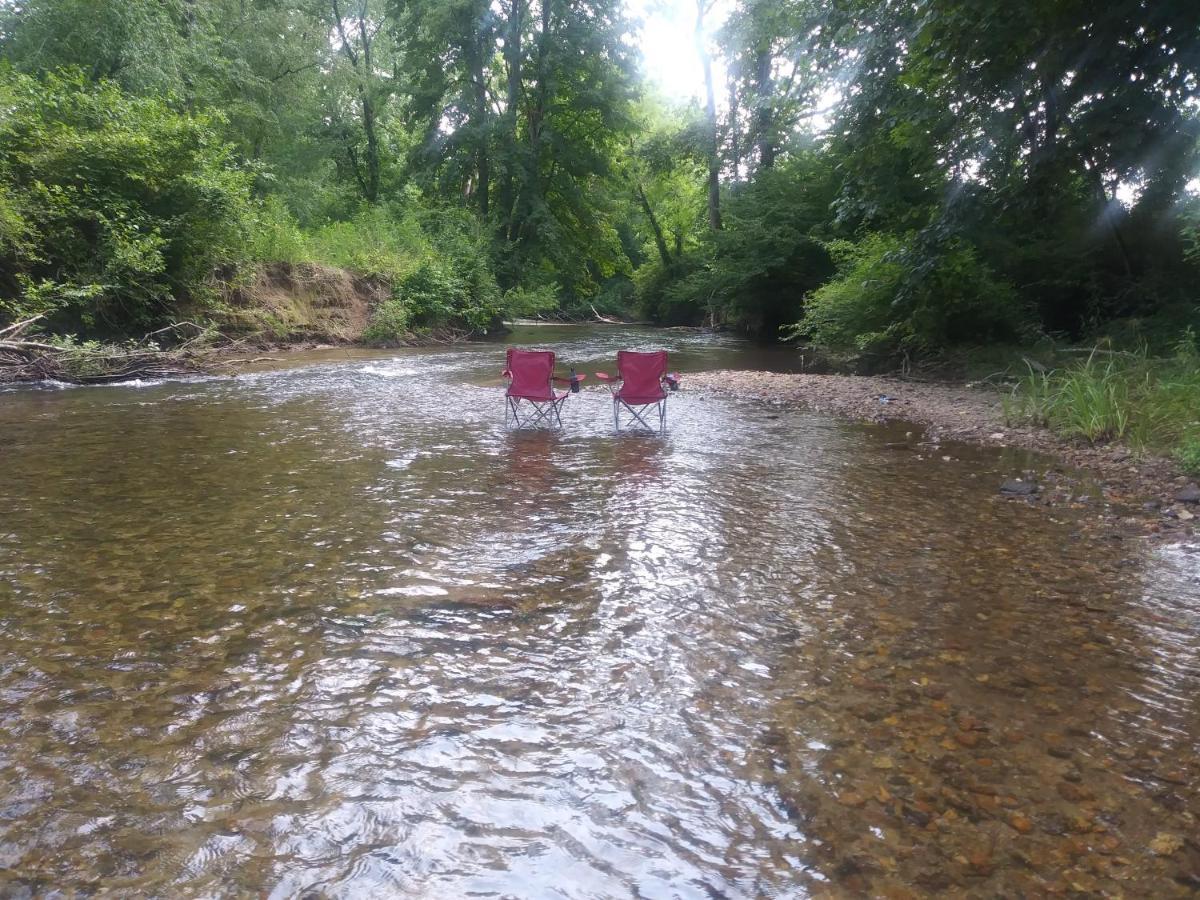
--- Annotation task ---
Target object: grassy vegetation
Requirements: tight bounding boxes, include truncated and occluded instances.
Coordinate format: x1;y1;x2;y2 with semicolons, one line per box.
1004;334;1200;473
247;198;428;283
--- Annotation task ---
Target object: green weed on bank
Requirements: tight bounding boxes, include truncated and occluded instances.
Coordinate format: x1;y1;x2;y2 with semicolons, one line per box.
1004;335;1200;473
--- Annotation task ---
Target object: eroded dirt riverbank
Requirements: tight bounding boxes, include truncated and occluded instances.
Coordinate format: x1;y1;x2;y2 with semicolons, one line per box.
688;370;1200;542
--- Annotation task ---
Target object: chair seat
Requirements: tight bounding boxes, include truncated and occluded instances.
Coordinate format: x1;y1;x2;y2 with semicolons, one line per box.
508;387;568;402
616;388;666;403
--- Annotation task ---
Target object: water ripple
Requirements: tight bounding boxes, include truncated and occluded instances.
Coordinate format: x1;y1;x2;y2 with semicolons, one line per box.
1;327;1198;895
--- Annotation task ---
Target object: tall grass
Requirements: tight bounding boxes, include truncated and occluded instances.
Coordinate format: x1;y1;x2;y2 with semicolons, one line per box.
246;197;426;281
1005;337;1200;473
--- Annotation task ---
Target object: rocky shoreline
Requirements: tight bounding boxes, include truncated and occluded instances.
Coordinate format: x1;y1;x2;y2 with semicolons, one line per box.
688;370;1199;543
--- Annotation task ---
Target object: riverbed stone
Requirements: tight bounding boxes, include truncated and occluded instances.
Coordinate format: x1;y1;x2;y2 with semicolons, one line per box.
1000;479;1039;496
1174;483;1200;503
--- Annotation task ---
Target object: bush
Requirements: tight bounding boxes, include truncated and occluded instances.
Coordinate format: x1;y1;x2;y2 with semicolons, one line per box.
361;294;410;346
0;67;255;333
634;153;838;332
634;252;712;325
306;205;426;282
246;195;312;266
504;282;560;319
249;195;505;342
363;253;503;344
791;232;1030;355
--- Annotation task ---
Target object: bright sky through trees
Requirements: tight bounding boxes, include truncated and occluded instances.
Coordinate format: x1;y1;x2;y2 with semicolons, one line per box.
629;0;730;101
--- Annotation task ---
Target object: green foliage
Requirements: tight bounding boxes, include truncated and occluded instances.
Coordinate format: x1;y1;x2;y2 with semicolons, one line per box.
363;253;502;344
306;207;426;283
397;262;465;326
632;151;837;332
1177;436;1200;476
248;196;504;342
0;67;255;333
246;196;312;266
635;252;713;325
247;197;429;281
786;234;908;350
639;0;1200;353
356;207;502;342
791;233;1030;355
4;0;1199;358
1007;356;1136;443
361;295;410;346
503;283;560;319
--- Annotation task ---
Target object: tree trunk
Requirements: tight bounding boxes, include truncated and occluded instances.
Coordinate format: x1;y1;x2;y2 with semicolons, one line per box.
636;182;672;267
510;0;551;243
467;29;491;216
695;1;722;230
499;0;525;237
357;14;380;203
331;0;380;203
1088;165;1133;280
728;77;741;182
753;48;775;170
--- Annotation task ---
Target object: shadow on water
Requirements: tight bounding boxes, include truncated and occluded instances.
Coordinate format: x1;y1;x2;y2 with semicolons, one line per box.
0;326;1198;895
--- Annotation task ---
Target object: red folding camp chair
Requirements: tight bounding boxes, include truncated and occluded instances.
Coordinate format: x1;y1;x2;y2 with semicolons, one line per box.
502;348;583;429
595;350;679;432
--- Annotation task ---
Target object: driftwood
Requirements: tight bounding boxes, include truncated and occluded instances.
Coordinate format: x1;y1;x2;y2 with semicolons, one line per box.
0;317;216;385
589;304;623;325
0;315;46;340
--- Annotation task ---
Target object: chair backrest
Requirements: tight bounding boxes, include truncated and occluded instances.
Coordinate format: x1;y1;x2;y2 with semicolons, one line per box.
506;348;556;399
617;350;668;397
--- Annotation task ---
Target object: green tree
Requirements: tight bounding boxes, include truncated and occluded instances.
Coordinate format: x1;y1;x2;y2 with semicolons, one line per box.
0;68;255;332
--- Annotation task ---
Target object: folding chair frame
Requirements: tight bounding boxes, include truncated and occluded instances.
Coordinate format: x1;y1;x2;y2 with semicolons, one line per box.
613;396;667;433
505;393;568;430
596;351;675;434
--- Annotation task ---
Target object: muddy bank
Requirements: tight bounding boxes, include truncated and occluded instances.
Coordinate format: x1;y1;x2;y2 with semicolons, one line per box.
688;370;1199;541
216;262;386;344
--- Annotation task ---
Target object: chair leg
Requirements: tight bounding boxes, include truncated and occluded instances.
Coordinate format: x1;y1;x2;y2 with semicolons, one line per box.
508;396;570;429
622;401;655;431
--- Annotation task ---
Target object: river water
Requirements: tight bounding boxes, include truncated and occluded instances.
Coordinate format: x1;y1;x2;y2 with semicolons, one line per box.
1;326;1198;897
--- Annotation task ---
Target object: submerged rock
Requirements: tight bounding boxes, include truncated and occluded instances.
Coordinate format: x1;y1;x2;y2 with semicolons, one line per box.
1149;832;1184;856
1000;479;1039;496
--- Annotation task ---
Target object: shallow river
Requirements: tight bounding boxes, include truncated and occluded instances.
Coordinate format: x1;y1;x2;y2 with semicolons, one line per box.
1;326;1198;897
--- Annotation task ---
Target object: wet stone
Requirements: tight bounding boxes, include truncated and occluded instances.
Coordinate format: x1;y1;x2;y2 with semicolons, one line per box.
1175;483;1200;503
1000;478;1039;495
